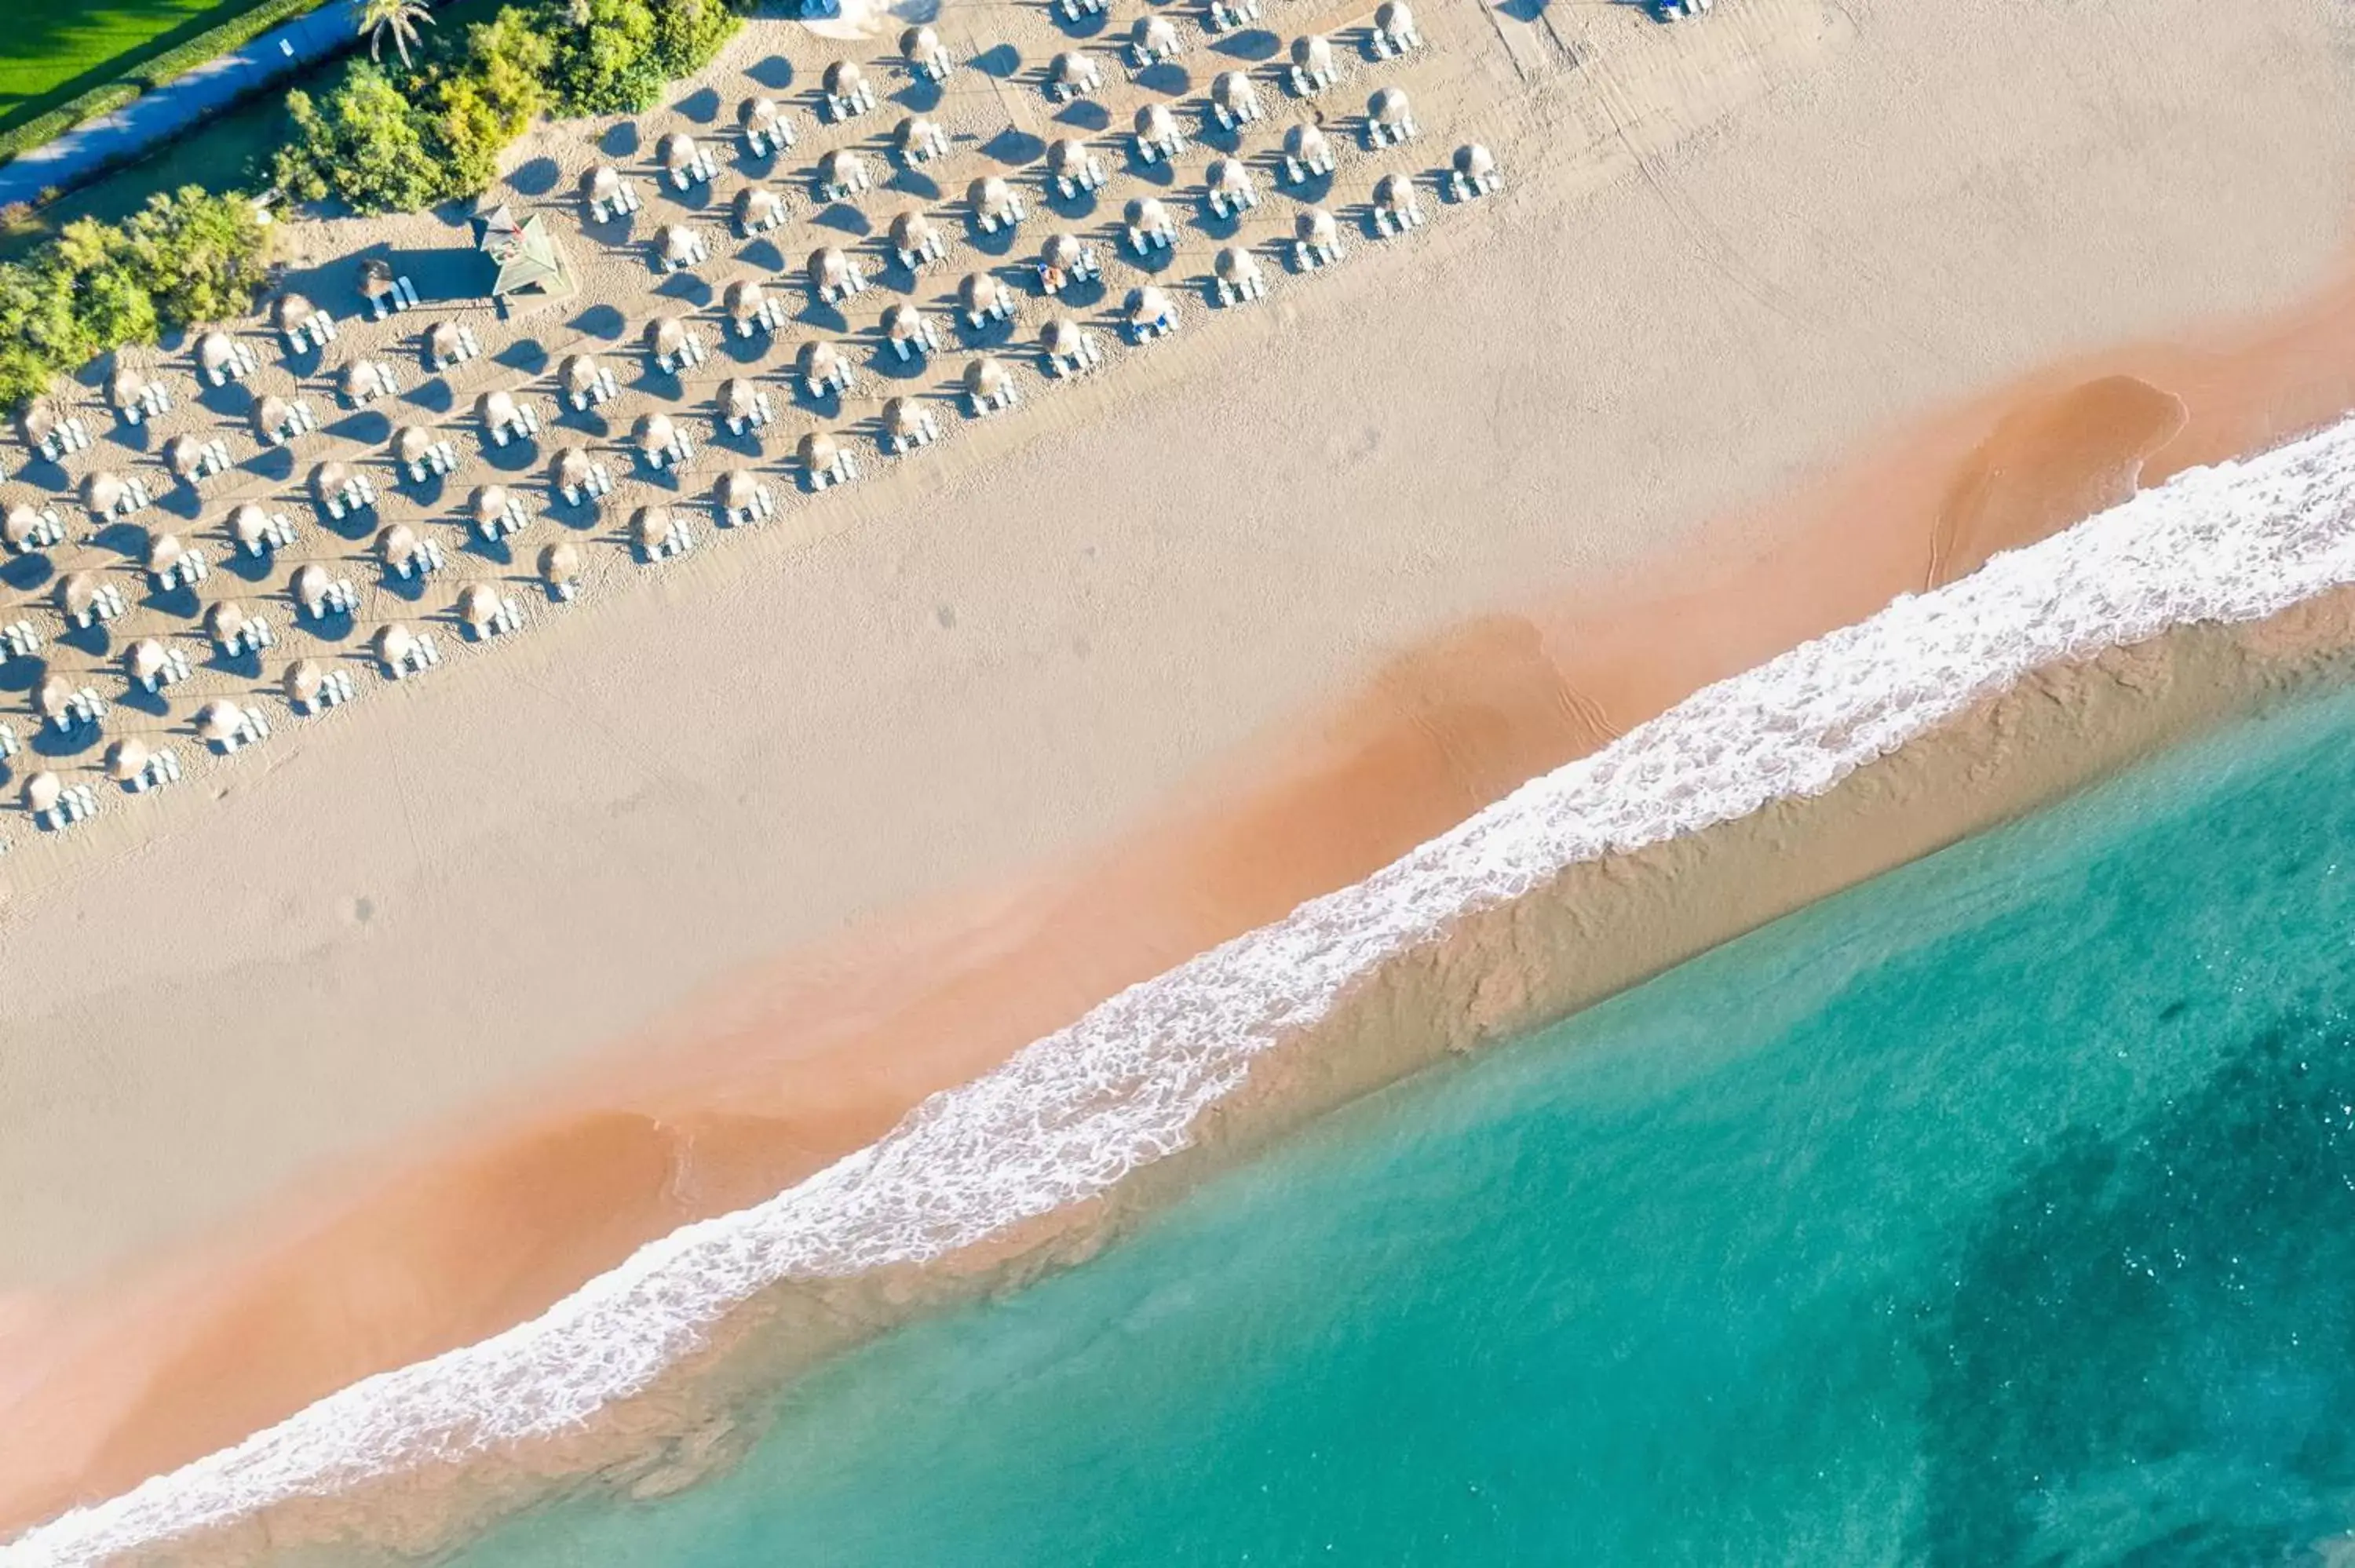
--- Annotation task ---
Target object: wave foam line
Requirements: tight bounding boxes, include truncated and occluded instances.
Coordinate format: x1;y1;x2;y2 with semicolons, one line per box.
16;415;2355;1566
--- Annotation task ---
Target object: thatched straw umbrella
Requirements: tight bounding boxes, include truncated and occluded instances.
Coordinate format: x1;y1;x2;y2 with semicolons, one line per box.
817;149;867;191
272;292;316;330
1041;233;1088;275
719;378;760;422
964;356;1013;402
1298;206;1340;247
900;24;940;61
631;505;678;554
1455;143;1495;181
283;658;326;706
893;116;942;159
373;622;419;667
633;412;677;458
1375;1;1414;36
537;537;577;586
376;523;424;572
659;224;701;268
197;332;238;377
1215;246;1262;287
469;484;513;530
959;272;1010;318
1135;15;1179;56
797;430;843;475
549;447;593;492
1046;137;1096;184
798;339;850;387
739;95;781;133
823;60;867;97
882;397;927;445
807;246;856;295
456;582;504;633
724;279;768;323
1211;71;1257;116
1052;52;1095;93
204;599;250;647
53;571;103;622
107;366;147;411
310;462;352;505
1369;86;1411;127
889;210;939;257
561;355;602;399
104;736;150;785
15;402;57;454
394;425;435;466
1042;317;1086;359
22;771;62;815
357;257;396;304
476;388;520;434
125;637;170;685
1137;103;1180;144
163;435;206;479
736;185;785;230
646;315;689;362
144;531;186;574
340;359;388;402
1208;157;1252;202
2;505;45;553
883;303;930;349
1284;122;1331;165
250;395;293;440
229;503;275;552
583;165;623;204
34;673;73;723
1292;33;1334;75
968;176;1019;225
538;539;581;591
657;132;699;175
716;469;761;512
1126;286;1173;332
429;320;467;364
1373;173;1415;215
290;563;334;614
79;470;125;516
1124;196;1172;235
195;698;250;746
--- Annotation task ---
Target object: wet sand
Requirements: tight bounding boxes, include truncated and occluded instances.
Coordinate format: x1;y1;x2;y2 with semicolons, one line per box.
4;0;2355;1548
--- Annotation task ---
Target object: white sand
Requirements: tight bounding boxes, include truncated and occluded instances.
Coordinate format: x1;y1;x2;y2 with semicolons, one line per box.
1;0;2350;1300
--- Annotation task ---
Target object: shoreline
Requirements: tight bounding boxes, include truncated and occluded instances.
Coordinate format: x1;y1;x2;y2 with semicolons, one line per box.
38;414;2355;1568
5;0;2355;1555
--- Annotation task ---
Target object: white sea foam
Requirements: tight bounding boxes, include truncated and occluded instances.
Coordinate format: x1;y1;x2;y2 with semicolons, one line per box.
15;414;2355;1566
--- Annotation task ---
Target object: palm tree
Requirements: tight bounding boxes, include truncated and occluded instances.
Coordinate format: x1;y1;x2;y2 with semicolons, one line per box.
360;0;435;67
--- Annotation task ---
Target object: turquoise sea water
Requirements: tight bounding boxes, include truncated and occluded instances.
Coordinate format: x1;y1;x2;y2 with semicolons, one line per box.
439;680;2355;1568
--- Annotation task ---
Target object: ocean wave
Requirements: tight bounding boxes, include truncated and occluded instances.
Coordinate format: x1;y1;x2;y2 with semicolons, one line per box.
16;414;2355;1566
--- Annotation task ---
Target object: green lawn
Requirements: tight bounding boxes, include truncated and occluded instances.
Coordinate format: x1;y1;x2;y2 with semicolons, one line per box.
0;0;325;137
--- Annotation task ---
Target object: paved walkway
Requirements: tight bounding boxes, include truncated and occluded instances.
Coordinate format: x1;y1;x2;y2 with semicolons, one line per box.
0;0;366;210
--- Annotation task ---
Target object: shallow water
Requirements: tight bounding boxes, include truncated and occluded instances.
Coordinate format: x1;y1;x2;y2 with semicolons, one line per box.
413;673;2355;1566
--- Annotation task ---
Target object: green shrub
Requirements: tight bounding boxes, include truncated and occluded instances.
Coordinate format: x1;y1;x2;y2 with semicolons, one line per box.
0;186;271;412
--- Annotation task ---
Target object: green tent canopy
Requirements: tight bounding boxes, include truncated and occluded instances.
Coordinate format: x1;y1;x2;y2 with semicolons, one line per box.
473;203;571;298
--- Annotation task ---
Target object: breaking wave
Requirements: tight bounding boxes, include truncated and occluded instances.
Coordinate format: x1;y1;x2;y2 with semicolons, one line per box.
15;414;2355;1566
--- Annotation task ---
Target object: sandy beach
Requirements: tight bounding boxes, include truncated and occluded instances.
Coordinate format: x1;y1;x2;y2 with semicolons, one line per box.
2;0;2353;1552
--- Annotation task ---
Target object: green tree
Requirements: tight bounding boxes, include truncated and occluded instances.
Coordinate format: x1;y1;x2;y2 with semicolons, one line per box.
542;0;662;115
276;64;447;213
360;0;436;67
651;0;739;77
122;188;272;325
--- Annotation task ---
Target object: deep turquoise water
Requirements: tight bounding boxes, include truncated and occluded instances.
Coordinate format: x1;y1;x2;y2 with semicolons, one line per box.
440;681;2355;1568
